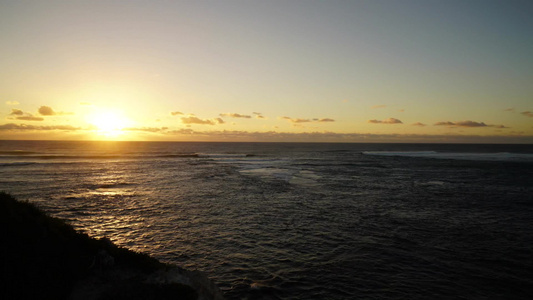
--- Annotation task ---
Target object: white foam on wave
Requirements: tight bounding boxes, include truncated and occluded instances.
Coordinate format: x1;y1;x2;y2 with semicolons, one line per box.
239;167;294;182
197;153;249;159
362;151;533;162
239;167;321;186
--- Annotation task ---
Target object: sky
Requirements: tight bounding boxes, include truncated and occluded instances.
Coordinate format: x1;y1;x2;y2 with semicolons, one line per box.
1;0;532;143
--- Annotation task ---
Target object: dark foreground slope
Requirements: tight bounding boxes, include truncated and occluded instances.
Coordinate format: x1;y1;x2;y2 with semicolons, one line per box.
0;192;223;300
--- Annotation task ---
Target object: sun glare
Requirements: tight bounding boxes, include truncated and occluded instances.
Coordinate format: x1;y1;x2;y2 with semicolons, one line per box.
87;110;131;138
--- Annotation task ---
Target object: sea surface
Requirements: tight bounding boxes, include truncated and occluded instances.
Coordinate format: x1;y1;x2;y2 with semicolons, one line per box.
1;140;532;299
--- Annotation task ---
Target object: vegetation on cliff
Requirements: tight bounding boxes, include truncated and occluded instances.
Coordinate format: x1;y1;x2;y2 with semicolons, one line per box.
0;192;221;300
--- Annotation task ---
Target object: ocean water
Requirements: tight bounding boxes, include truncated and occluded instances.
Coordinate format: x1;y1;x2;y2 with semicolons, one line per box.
1;140;532;299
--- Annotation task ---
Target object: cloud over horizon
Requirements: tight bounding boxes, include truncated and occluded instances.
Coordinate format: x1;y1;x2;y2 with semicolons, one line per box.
434;120;508;128
253;112;265;119
123;126;169;132
170;111;184;116
8;109;44;121
38;105;73;116
0;123;80;131
14;116;45;121
368;118;403;124
38;106;56;116
521;111;533;118
281;116;335;124
9;109;23;116
181;116;224;125
152;128;533;143
220;113;252;119
1;123;530;143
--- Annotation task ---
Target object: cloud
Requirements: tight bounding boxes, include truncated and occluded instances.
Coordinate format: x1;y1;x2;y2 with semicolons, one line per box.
37;105;73;116
181;116;224;125
368;118;403;124
15;115;44;121
155;128;533;143
292;118;312;123
398;109;405;112
7;108;44;121
123;127;169;132
38;106;56;116
9;109;24;116
253;112;265;119
0;123;80;130
167;128;195;135
434;120;509;128
170;111;184;116
220;113;252;119
434;121;456;126
281;116;335;124
371;105;387;109
412;122;426;126
6;101;19;105
521;111;533;118
435;121;486;127
504;108;515;112
455;121;488;127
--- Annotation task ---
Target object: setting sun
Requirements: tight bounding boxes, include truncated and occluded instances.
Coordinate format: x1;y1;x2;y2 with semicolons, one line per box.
87;110;131;137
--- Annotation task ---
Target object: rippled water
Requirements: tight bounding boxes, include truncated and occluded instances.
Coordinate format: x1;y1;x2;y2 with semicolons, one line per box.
1;141;532;299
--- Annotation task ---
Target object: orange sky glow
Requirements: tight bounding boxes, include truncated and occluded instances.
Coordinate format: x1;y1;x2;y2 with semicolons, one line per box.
1;1;532;143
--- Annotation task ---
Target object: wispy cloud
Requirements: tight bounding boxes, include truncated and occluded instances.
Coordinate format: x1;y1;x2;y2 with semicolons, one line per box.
15;115;45;121
123;127;169;132
281;116;335;124
170;111;184;116
5;101;19;105
371;105;387;109
181;116;224;125
412;122;426;126
253;112;266;119
0;123;79;130
434;120;509;128
317;118;335;122
521;111;533;118
220;113;251;119
368;118;403;124
282;117;311;123
434;121;456;126
504;108;515;112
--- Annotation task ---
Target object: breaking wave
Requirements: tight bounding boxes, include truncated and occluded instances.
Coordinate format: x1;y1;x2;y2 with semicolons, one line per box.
362;151;533;162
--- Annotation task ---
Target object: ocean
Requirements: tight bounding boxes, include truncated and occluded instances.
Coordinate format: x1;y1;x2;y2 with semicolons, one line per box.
1;140;532;299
